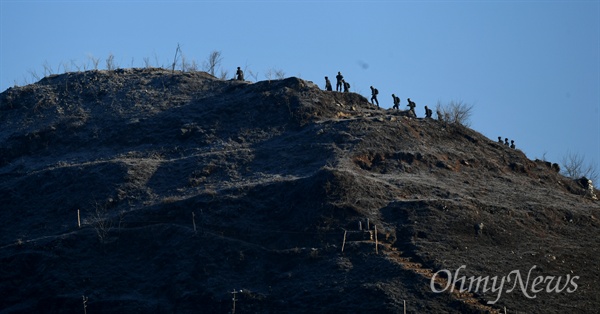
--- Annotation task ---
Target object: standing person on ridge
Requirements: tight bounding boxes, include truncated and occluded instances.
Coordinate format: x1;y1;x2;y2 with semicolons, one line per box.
370;86;379;107
336;71;344;92
324;76;332;91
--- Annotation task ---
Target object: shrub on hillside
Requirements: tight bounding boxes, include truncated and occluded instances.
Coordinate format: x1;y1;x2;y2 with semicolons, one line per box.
561;152;598;183
435;100;474;127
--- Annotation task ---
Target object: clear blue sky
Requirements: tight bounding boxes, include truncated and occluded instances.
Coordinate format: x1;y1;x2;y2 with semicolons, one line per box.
1;0;599;174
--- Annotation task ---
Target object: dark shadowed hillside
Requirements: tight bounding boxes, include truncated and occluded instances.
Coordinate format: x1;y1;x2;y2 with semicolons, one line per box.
1;68;599;313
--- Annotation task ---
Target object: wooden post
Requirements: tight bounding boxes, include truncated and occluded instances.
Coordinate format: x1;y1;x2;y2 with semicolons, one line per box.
403;300;406;314
192;212;197;233
341;230;347;253
366;218;370;230
358;221;362;230
82;295;88;314
231;289;238;314
77;209;81;228
375;225;378;254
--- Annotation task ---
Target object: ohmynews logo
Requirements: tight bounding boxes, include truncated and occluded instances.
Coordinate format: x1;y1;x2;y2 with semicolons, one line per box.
430;265;579;305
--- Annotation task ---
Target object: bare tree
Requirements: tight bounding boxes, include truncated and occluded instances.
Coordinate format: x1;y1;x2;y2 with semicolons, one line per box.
247;69;259;82
87;54;100;70
181;53;189;72
265;67;285;81
203;50;224;76
180;54;199;72
561;152;598;182
42;60;54;76
219;69;229;80
153;52;162;68
71;59;82;72
171;43;182;73
274;69;286;79
89;203;113;244
435;100;474;127
20;75;29;86
27;69;40;81
265;68;273;81
188;60;199;72
106;53;116;71
60;61;70;73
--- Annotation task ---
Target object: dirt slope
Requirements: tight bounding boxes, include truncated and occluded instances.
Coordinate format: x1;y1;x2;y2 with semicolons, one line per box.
1;68;598;313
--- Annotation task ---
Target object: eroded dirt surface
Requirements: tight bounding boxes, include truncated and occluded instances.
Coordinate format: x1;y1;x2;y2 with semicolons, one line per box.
1;69;598;313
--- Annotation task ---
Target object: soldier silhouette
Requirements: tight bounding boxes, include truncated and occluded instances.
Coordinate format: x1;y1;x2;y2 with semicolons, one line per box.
370;86;379;107
343;80;350;93
325;76;332;91
236;67;244;81
407;98;416;117
392;94;400;110
424;106;433;118
336;72;344;92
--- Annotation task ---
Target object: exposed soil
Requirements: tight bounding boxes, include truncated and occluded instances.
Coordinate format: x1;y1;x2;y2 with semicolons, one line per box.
1;68;598;313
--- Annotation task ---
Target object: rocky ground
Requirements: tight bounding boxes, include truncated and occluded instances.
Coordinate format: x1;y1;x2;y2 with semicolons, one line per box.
0;68;598;313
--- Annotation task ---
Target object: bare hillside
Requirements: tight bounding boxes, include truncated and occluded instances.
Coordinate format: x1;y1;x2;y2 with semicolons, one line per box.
0;68;598;313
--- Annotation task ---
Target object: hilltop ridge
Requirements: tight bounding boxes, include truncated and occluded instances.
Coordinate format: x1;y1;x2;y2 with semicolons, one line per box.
1;68;598;313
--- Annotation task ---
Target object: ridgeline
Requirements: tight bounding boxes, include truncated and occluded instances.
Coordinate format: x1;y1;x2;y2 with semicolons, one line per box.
1;68;598;313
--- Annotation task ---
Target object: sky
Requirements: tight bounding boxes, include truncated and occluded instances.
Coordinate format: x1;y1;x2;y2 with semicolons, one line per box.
1;0;599;175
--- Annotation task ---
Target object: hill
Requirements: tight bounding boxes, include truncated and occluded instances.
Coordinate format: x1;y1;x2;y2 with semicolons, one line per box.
1;68;599;313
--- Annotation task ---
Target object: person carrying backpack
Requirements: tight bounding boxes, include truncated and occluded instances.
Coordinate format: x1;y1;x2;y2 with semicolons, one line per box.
407;98;416;117
370;86;379;107
392;94;400;110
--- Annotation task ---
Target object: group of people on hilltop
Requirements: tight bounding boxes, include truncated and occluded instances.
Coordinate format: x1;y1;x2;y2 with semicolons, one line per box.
236;66;519;151
325;72;350;93
235;67;416;117
498;137;516;149
323;71;430;119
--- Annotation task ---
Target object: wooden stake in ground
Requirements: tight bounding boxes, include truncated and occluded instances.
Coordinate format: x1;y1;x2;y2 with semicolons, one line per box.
403;300;406;314
82;295;88;314
374;225;379;254
231;289;239;314
77;209;81;228
192;212;197;233
341;230;347;253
